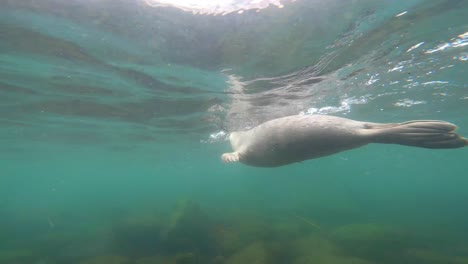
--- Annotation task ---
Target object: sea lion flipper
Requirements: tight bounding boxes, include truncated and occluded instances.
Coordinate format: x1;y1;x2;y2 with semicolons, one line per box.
221;152;240;163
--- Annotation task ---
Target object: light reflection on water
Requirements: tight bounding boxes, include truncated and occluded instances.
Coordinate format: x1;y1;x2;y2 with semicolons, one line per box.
143;0;294;15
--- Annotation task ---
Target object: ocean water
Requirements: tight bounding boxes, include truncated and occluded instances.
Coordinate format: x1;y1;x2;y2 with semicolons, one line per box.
1;0;468;263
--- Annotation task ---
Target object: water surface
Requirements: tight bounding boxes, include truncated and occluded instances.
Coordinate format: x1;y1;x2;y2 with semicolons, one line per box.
1;0;468;263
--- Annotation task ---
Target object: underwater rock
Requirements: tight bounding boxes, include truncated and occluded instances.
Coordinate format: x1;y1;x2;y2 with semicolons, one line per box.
162;199;220;256
292;234;338;258
293;255;375;264
225;242;267;264
0;249;38;264
134;255;167;264
406;249;449;263
454;257;468;264
264;239;297;264
171;252;202;264
289;234;375;263
406;248;468;264
111;215;166;257
226;212;271;246
79;255;130;264
331;223;413;262
210;222;242;255
37;230;113;262
290;234;375;263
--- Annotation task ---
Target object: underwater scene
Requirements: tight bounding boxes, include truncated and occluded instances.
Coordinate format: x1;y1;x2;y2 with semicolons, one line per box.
1;0;468;263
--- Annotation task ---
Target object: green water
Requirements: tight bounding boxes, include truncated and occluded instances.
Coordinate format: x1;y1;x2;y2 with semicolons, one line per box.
1;0;468;263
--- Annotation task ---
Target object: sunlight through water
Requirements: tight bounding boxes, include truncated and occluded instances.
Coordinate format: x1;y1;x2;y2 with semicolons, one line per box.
143;0;294;15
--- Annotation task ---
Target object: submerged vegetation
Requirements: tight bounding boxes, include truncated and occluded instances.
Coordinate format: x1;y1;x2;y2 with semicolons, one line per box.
1;199;468;264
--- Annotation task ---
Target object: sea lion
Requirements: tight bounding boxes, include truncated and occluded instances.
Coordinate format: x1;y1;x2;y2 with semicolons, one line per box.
221;114;467;167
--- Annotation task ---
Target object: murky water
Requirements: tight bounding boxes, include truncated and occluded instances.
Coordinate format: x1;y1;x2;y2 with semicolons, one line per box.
1;0;467;263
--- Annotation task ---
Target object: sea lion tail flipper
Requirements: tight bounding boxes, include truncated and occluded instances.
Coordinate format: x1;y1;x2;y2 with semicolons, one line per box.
367;120;468;149
221;152;240;163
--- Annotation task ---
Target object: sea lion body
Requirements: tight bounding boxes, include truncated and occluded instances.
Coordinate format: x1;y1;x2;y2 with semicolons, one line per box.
221;114;467;167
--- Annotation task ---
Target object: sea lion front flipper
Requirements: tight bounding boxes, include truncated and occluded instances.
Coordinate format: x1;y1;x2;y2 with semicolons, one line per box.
221;152;240;163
